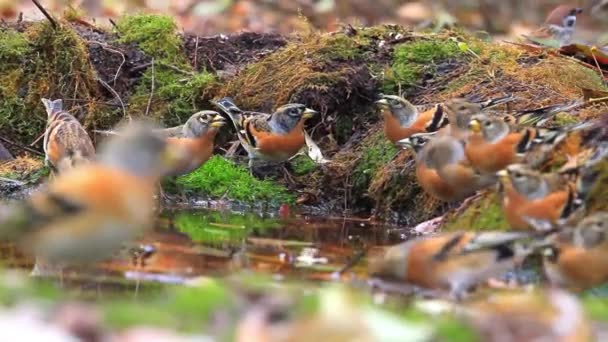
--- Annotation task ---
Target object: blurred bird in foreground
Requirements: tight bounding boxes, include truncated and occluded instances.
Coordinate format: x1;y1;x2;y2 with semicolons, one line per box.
523;5;583;46
540;212;608;290
0;121;184;265
368;231;536;299
42;98;95;174
463;289;592;342
212;97;317;169
94;111;226;177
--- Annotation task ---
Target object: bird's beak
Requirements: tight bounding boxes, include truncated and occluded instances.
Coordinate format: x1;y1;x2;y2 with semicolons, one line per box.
468;119;481;133
496;169;509;181
210;114;227;128
376;98;389;107
303;108;317;119
396;138;413;149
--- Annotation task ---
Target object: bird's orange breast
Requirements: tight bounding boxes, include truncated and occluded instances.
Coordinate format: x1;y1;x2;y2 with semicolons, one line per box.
547;244;608;289
416;164;456;201
254;120;306;159
503;186;569;230
465;133;521;173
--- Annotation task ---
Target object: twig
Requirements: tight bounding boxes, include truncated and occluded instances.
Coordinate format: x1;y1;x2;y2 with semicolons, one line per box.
96;78;128;120
31;0;57;29
194;36;200;70
30;132;46;147
145;59;155;117
108;18;118;30
0;135;44;156
590;47;608;86
87;41;126;85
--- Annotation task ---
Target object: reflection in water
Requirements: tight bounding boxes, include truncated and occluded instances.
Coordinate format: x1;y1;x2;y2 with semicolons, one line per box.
0;208;413;289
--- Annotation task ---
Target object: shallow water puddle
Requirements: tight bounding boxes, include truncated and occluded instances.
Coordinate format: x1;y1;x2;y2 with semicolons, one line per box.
0;208;414;290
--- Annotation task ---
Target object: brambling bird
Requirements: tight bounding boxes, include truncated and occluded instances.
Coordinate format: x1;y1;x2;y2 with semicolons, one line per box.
463;289;592;342
213;97;317;169
398;133;461;201
466;114;540;174
441;98;485;141
41;98;95;174
378;95;515;144
369;231;534;299
163;111;226;177
441;96;518;140
413;135;496;201
541;212;608;290
0;122;184;264
497;164;578;231
375;94;448;145
524;6;583;46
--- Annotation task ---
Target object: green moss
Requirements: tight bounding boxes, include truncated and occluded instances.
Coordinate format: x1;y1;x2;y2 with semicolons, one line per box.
291;155;317;176
443;193;510;231
172;211;282;246
115;14;218;126
104;280;230;331
318;33;365;61
0;29;30;67
352;132;398;196
586;161;608;213
435;317;481;342
0;21;98;142
129;68;216;125
384;39;464;92
175;156;295;205
553;112;578;126
581;292;608;321
219;24;390;111
116;14;183;63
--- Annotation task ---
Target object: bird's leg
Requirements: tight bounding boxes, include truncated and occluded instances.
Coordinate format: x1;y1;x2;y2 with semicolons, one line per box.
282;163;297;186
248;158;255;177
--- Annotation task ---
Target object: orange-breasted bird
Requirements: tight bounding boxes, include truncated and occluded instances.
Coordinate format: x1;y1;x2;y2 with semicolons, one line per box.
497;164;578;231
0;122;184;264
398;133;463;201
369;231;535;299
213;98;317;169
463;289;592;342
524;5;583;46
440;98;488;141
541;212;608;290
162;111;226;177
378;94;515;144
41;98;95;174
466;114;540;174
93;111;226;177
401;134;496;201
375;94;448;145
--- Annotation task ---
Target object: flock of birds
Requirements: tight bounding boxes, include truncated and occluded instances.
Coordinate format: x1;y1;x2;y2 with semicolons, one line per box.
369;91;608;299
0;2;604;314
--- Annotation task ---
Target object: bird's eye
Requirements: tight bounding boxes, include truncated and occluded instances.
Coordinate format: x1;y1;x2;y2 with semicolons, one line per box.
512;172;523;179
484;121;492;127
458;105;467;111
